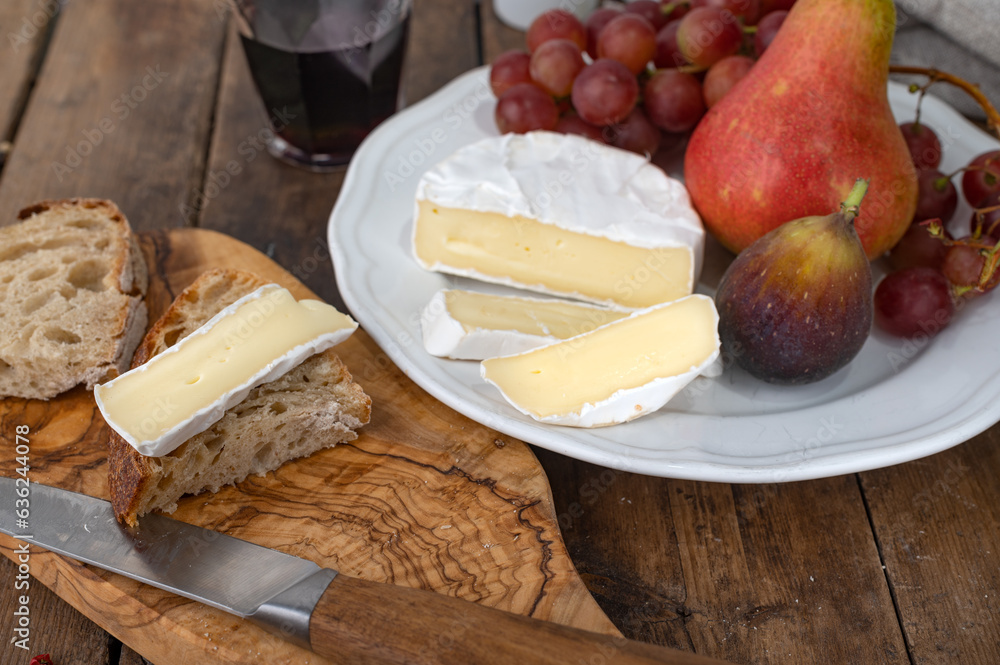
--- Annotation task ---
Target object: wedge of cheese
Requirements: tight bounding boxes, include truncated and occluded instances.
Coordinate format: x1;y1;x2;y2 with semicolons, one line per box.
412;131;704;309
480;294;719;427
95;284;357;456
421;289;630;359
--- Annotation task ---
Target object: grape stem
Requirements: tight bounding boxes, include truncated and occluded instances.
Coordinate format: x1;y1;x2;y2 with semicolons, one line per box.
889;65;1000;139
927;219;1000;295
973;203;1000;238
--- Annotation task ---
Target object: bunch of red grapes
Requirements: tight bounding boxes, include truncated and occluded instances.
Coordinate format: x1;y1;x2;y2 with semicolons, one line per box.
490;0;795;155
875;121;1000;340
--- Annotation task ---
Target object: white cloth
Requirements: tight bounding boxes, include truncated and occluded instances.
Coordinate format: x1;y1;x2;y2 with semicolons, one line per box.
891;1;1000;122
895;0;1000;67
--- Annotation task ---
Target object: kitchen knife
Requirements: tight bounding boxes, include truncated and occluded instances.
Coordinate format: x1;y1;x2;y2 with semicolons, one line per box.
0;478;728;664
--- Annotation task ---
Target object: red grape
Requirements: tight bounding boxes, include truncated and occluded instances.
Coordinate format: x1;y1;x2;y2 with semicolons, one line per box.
490;50;533;97
526;10;587;52
874;267;955;339
554;112;608;143
677;6;744;67
691;0;761;23
571;59;640;126
529;39;585;97
585;7;623;59
900;122;942;170
970;191;1000;238
653;20;687;68
625;0;670;30
609;107;662;155
962;150;1000;208
643;69;706;133
887;222;950;272
494;83;559;134
702;55;755;107
597;14;657;75
914;169;958;223
754;10;787;56
942;235;999;295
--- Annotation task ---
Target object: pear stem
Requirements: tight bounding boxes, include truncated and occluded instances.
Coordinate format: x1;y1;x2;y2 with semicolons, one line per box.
840;179;869;224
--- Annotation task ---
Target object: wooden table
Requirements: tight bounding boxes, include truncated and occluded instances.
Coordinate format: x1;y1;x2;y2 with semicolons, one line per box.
1;1;998;663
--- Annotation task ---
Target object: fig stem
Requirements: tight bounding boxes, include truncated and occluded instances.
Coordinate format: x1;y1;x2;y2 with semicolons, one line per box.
840;179;869;223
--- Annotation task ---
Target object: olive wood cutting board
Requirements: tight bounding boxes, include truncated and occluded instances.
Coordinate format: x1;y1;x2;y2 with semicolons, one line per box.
0;228;619;664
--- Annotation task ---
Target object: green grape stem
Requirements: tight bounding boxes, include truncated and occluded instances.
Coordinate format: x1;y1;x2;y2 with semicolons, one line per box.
890;65;1000;139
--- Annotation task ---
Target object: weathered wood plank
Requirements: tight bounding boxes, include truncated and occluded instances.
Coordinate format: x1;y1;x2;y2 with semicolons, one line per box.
532;452;912;664
480;0;525;61
404;0;481;102
860;429;1000;665
0;0;57;142
0;0;227;230
0;555;111;665
118;645;151;665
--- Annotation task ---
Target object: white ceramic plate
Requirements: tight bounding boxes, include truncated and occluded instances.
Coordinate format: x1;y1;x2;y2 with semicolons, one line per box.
329;65;1000;482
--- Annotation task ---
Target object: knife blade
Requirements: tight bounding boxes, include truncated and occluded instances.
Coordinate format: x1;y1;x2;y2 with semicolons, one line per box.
0;478;727;665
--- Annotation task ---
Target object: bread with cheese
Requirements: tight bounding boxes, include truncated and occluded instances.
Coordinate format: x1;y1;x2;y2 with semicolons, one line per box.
107;268;371;525
0;198;148;400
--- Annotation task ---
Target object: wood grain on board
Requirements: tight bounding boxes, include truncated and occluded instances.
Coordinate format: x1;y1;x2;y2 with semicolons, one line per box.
0;228;618;665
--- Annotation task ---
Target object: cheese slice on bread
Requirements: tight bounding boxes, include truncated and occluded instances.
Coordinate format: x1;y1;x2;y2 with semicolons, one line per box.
107;268;371;526
0;198;148;400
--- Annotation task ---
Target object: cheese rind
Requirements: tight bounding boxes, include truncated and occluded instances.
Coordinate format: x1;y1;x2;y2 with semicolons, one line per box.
480;295;720;427
421;289;629;360
413;131;704;308
94;285;357;457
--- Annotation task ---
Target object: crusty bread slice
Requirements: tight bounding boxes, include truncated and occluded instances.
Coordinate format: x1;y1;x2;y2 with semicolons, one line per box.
0;199;148;400
107;268;371;526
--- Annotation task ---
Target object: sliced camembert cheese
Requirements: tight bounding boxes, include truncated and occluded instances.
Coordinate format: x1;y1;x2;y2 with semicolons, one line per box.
94;284;357;457
480;295;719;427
412;131;705;309
421;288;629;360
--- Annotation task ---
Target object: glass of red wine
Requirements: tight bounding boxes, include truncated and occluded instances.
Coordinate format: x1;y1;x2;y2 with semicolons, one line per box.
231;0;411;171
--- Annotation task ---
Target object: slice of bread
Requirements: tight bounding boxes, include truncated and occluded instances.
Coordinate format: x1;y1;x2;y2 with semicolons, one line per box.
107;268;371;526
0;199;148;400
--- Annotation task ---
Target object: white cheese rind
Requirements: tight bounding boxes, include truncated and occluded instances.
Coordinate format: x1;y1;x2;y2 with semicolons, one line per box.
413;131;705;299
415;131;704;250
479;295;720;428
421;290;555;359
94;285;357;457
421;289;628;360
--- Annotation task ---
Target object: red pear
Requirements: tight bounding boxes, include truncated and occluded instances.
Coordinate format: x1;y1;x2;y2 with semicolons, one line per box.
683;0;917;260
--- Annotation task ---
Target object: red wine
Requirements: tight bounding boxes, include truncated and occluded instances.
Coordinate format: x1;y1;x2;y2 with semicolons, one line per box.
239;15;409;166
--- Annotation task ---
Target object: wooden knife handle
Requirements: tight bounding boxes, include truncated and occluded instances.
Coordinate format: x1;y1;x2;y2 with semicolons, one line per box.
309;574;729;665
